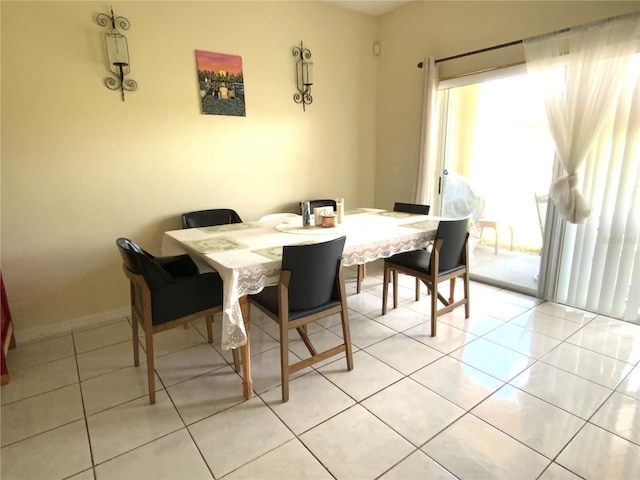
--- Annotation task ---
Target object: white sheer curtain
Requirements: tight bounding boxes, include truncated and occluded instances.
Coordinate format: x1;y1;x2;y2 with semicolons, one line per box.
415;58;439;206
525;13;640;321
523;13;640;224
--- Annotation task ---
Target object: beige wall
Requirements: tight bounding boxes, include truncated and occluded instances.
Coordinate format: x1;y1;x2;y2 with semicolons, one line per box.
374;1;639;211
3;0;638;340
1;1;377;339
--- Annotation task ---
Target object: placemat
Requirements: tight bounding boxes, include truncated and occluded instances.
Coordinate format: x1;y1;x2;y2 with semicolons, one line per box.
198;223;258;233
399;219;440;231
186;237;247;253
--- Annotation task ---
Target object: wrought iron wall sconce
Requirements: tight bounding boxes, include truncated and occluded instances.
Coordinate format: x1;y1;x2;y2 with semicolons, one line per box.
96;7;137;101
292;41;313;111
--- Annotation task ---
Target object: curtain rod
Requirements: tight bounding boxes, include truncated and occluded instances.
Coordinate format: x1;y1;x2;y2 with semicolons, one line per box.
417;10;639;69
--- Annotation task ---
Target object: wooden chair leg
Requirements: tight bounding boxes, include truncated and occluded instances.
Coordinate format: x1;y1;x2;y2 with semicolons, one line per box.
430;281;438;337
449;278;456;304
144;327;156;405
356;264;365;293
392;270;399;309
415;277;420;301
132;314;140;367
231;348;241;373
205;315;214;343
382;263;389;315
280;321;290;402
340;308;354;371
464;272;470;318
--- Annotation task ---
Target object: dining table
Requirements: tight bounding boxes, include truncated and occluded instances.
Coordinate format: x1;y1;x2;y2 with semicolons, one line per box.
161;208;441;399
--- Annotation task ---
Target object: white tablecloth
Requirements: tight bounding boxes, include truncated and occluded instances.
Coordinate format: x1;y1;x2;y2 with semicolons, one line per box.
161;208;440;349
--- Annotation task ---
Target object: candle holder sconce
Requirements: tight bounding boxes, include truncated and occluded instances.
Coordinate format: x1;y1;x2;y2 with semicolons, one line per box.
292;41;313;111
96;7;137;101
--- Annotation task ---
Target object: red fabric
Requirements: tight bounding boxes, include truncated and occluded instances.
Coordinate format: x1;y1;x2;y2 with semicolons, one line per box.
1;272;12;378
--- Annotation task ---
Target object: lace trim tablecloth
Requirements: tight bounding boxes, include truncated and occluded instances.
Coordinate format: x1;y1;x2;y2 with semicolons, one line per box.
161;210;440;349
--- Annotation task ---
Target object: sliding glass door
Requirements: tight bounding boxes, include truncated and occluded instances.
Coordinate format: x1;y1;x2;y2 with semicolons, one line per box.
436;69;555;295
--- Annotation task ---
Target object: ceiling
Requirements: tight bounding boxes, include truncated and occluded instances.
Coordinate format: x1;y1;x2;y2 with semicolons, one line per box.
328;1;411;17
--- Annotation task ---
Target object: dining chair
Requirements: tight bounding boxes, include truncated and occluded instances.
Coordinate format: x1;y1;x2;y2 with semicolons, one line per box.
534;192;549;242
181;208;242;228
116;237;239;404
308;199;337;211
356;202;431;294
381;217;469;337
248;236;353;402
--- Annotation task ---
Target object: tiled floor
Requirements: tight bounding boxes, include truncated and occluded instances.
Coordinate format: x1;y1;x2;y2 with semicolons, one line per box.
2;262;640;480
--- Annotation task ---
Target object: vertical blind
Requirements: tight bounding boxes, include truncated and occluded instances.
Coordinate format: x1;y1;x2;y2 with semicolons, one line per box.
554;55;640;322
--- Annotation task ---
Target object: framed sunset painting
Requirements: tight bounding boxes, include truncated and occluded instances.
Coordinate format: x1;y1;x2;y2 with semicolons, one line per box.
196;50;246;117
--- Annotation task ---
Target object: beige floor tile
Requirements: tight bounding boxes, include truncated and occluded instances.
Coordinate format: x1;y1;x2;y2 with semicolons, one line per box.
73;319;133;354
330;314;397;349
590;391;640;445
368;305;430;333
483;323;563;359
364;333;443;375
95;429;213;480
405;322;478;354
439;308;506;336
247;346;308;394
1;384;84;446
448;337;535;381
587;315;640;340
567;326;640;364
151;325;208;358
0;420;91;480
224;438;333;480
261;370;355;434
81;362;161;415
538;462;582;479
510;309;584;340
617;366;640;401
300;404;414;479
411;355;504;410
167;366;244;425
363;378;464;446
533;303;596;324
1;356;78;405
67;469;96;480
472;297;531;321
189;396;294;478
556;423;640;479
288;328;351;369
346;290;386;316
379;451;456;480
76;341;135;381
472;384;586;458
510;362;612;419
154;342;228;387
5;334;74;371
422;413;549;479
541;342;634;388
319;350;403;401
247;324;281;356
87;390;184;464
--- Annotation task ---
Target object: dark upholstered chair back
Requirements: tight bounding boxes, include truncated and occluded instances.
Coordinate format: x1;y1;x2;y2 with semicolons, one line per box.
116;237;145;275
394;202;430;215
434;218;469;273
282;236;346;312
181;209;242;228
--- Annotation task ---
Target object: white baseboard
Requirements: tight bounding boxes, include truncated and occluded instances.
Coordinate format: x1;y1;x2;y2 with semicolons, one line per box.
15;307;130;345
